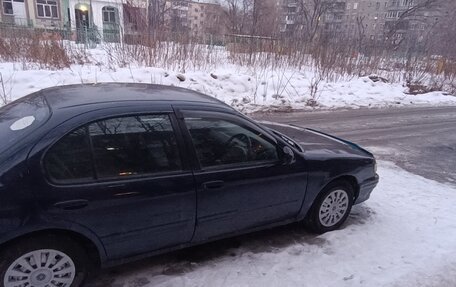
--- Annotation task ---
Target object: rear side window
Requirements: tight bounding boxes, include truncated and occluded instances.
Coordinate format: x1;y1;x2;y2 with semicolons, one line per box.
89;115;182;179
44;127;94;183
44;114;182;183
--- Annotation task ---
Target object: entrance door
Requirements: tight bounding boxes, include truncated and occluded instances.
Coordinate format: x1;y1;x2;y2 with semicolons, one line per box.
75;7;89;42
12;0;26;26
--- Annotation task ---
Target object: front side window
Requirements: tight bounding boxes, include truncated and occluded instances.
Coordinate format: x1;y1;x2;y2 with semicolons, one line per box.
185;117;278;169
44;114;182;183
36;0;58;18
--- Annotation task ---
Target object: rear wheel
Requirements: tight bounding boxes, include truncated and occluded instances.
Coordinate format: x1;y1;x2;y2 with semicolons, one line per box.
0;235;89;287
305;180;354;234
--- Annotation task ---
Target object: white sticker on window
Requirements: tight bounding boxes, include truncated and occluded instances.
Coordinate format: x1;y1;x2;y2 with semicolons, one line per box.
10;116;36;131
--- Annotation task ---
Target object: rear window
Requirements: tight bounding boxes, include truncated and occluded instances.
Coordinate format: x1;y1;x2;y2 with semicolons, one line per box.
0;96;50;154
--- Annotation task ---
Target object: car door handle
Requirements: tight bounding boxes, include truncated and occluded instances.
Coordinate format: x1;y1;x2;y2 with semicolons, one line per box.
53;200;89;210
202;180;225;190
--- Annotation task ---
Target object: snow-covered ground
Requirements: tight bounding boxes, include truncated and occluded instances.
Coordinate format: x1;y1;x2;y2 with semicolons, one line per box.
90;161;456;287
2;49;456;286
1;55;455;112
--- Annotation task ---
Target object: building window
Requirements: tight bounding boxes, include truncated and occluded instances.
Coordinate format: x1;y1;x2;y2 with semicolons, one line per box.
36;0;59;18
401;0;414;6
288;6;297;13
102;6;117;23
2;0;13;14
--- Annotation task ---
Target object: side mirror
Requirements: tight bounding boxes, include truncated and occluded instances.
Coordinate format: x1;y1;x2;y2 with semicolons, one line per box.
282;146;295;165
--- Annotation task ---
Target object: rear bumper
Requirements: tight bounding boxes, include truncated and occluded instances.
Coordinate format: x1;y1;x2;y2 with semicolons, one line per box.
355;174;379;204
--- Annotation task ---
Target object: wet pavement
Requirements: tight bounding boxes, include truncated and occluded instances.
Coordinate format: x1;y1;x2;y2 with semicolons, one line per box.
254;105;456;185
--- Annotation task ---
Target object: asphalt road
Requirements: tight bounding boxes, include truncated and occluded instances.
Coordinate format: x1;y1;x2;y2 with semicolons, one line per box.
254;105;456;185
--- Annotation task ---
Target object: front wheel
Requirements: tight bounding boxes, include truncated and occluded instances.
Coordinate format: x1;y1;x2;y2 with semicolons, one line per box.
0;235;89;287
305;180;354;234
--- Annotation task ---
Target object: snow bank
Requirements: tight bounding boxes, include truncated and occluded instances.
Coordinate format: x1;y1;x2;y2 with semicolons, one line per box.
91;162;456;287
1;60;455;112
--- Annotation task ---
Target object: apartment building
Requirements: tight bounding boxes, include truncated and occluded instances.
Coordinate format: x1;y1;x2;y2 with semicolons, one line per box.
343;0;388;41
164;0;189;31
1;0;62;28
164;0;225;37
322;1;346;36
280;0;299;35
0;0;128;42
187;0;225;37
384;0;444;44
279;0;447;45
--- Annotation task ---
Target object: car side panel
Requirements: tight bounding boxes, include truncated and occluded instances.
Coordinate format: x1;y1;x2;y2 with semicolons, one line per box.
297;156;374;220
0;158;33;246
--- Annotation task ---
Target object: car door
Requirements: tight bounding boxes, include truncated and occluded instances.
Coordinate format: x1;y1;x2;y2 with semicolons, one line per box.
29;106;196;260
175;108;308;241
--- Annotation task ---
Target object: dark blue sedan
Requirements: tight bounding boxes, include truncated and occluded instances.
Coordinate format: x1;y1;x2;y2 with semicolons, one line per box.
0;84;378;287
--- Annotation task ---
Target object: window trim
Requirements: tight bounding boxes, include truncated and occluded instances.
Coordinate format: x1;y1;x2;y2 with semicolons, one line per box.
42;112;187;186
2;0;13;15
35;0;59;19
102;6;117;24
179;110;281;172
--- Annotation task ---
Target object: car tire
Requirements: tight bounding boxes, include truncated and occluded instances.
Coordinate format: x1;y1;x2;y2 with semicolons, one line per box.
0;234;89;287
305;180;354;234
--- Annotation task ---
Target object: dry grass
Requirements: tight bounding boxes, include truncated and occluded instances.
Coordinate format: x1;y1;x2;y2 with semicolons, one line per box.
0;27;455;96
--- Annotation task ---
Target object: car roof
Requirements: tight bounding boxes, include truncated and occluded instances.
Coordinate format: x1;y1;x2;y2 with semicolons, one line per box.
38;83;229;109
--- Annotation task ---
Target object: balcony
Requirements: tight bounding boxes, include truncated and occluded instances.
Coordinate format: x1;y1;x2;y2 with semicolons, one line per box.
0;16;33;28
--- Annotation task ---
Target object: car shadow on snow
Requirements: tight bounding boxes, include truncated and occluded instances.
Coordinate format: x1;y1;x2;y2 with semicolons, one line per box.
87;203;375;287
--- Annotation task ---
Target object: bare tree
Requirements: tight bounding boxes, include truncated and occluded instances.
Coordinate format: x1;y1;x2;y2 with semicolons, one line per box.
250;0;280;37
426;1;456;59
355;16;366;52
167;1;190;34
225;0;252;35
384;0;440;48
294;0;338;43
147;0;170;32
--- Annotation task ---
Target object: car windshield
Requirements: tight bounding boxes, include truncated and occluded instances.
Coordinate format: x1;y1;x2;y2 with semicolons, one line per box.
0;95;50;154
